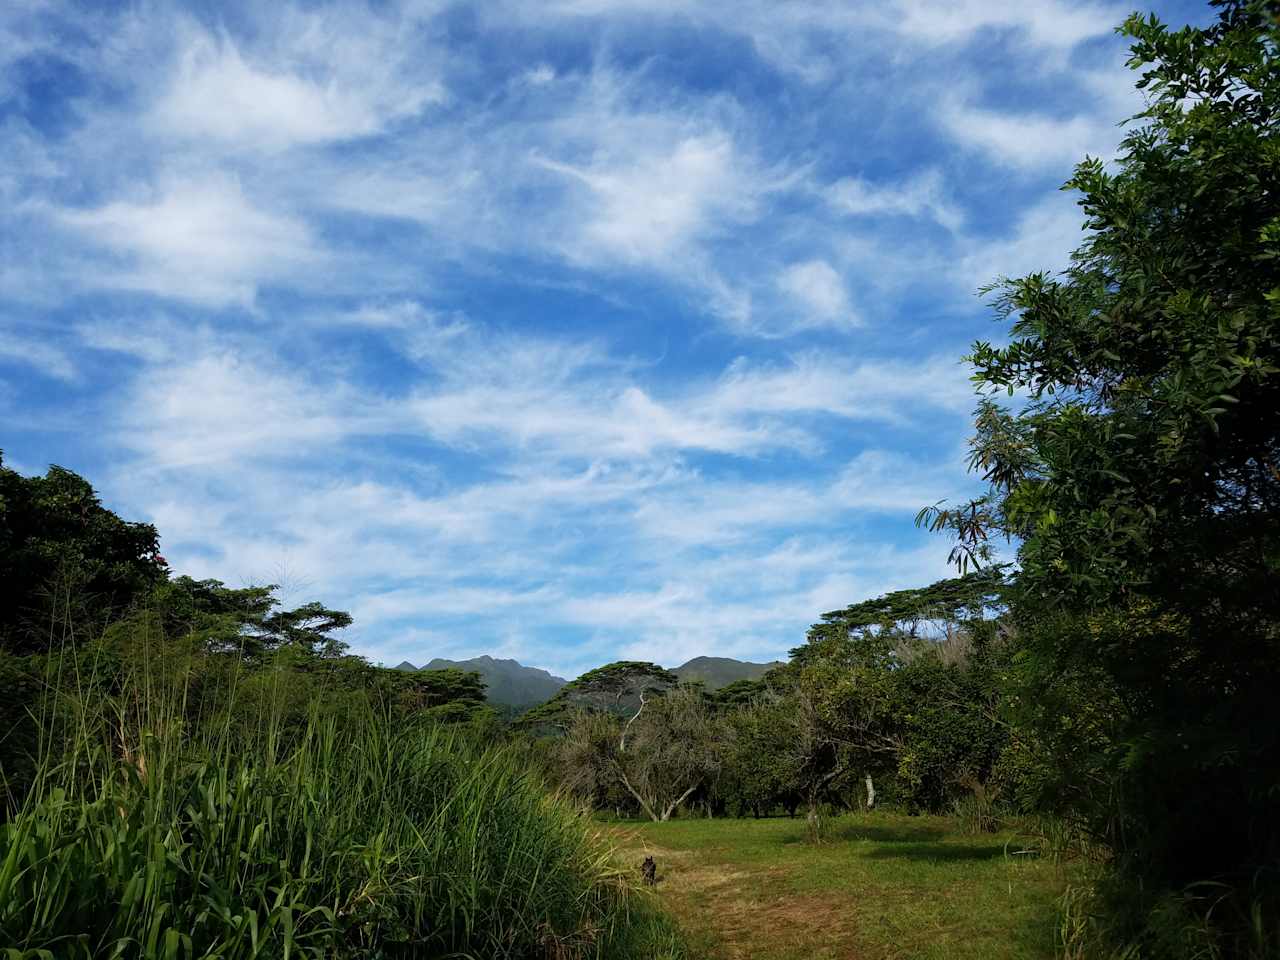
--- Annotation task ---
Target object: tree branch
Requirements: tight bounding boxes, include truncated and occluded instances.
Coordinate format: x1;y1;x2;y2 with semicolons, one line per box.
661;783;701;822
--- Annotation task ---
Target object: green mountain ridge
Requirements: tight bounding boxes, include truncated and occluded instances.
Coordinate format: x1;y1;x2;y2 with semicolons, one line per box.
392;654;783;706
394;655;568;708
671;656;784;691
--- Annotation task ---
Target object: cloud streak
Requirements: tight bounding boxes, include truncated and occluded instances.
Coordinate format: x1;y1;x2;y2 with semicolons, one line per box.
0;0;1175;674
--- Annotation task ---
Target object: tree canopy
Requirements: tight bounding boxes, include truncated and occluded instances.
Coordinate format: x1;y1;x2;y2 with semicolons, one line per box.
518;661;679;729
0;455;166;653
919;1;1280;948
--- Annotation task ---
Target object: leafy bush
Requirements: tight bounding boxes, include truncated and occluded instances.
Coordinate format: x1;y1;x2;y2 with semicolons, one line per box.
0;663;685;959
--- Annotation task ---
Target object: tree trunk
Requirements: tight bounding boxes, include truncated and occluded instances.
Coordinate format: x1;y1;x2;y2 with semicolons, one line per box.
660;784;700;822
806;795;822;843
864;774;876;810
617;769;661;822
618;691;649;754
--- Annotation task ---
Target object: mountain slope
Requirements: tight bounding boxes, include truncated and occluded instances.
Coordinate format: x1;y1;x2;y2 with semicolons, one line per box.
672;656;783;691
394;654;780;705
400;655;567;708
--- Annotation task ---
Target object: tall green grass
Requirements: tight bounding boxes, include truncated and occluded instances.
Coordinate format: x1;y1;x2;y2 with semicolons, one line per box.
0;642;686;959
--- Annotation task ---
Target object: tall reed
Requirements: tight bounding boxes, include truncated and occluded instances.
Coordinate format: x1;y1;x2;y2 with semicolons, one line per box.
0;636;685;959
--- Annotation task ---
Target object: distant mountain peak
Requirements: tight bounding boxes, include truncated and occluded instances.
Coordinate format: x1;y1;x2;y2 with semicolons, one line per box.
672;656;783;691
390;653;779;703
401;654;568;708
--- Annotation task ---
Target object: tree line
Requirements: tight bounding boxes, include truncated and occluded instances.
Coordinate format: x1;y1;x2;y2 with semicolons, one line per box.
524;569;1010;842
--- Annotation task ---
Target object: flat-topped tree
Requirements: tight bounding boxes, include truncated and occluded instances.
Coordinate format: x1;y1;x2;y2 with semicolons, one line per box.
387;667;489;723
518;660;679;730
256;600;353;659
711;677;773;710
770;570;1010;840
797;567;1009;661
147;575;352;662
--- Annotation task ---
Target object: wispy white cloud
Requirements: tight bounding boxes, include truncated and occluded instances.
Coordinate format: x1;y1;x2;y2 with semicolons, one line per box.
711;353;974;424
74;314;182;364
507;0;1121;70
958;191;1088;290
146;13;445;152
536;133;758;269
0;331;76;381
116;348;391;470
939;97;1125;173
886;0;1124;52
77;306;979;675
826;169;963;232
774;260;857;330
4;0;1154;673
56;174;321;306
564;540;958;669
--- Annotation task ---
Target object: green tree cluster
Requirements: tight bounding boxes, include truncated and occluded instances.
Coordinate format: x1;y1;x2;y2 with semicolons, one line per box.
919;2;1280;951
541;573;1014;835
0;461;496;811
0;454;166;653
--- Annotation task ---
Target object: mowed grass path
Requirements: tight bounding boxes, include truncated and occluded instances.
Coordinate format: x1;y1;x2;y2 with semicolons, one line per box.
606;813;1075;960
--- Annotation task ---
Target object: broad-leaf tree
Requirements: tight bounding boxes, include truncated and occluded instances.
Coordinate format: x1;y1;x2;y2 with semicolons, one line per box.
919;1;1280;948
518;661;679;730
612;684;729;822
0;455;166;653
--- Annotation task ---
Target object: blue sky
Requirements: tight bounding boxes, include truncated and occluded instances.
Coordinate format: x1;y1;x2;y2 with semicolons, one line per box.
1;0;1209;677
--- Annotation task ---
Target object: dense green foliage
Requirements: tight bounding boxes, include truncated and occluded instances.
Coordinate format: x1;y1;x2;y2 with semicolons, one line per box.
413;655;567;709
918;2;1280;954
519;661;679;731
0;668;683;959
0;464;687;959
0;454;166;654
542;572;1014;835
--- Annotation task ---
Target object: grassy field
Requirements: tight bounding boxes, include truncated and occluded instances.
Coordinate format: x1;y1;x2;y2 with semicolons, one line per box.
606;813;1077;960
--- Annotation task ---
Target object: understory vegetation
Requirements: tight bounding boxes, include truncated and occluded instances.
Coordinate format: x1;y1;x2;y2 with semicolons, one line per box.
0;582;685;958
2;700;681;959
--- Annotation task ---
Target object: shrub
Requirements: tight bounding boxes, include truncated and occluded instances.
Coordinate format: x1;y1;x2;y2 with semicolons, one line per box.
0;664;685;959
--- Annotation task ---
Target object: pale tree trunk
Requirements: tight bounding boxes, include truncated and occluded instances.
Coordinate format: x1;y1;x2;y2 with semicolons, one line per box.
617;769;661;822
618;691;649;754
806;794;822;843
864;774;876;810
618;769;700;823
660;784;700;822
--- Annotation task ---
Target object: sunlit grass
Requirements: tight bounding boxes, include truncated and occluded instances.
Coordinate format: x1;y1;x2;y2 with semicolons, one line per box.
609;812;1078;960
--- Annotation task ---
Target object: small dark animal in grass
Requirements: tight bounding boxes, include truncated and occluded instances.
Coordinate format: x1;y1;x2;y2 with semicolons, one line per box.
641;856;657;885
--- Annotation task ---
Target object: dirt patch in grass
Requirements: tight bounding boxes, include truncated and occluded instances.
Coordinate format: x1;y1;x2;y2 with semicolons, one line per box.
664;884;863;960
612;827;864;959
717;893;863;960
